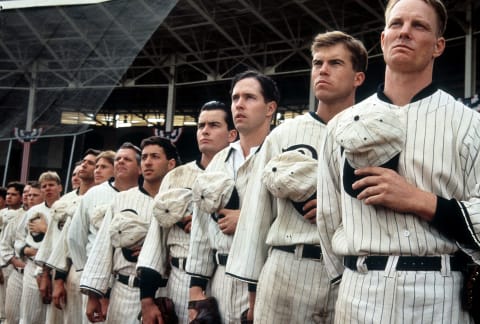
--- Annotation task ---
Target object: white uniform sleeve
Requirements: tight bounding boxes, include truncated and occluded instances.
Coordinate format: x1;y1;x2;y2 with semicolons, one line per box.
80;204;114;296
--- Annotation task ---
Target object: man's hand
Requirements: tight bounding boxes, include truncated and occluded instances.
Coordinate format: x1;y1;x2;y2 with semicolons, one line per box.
189;286;207;321
23;246;37;258
28;216;47;233
217;208;240;235
10;257;26;269
86;293;107;323
52;279;67;309
302;199;317;224
38;270;52;304
352;166;437;221
141;297;164;324
181;215;192;234
100;297;109;317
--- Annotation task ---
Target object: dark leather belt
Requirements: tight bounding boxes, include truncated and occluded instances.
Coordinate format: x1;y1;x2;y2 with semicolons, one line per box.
115;273;139;287
344;255;463;272
272;244;322;260
14;267;24;274
171;257;186;270
214;252;228;266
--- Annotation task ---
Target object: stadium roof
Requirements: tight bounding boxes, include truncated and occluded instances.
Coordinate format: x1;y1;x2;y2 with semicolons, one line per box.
0;0;478;140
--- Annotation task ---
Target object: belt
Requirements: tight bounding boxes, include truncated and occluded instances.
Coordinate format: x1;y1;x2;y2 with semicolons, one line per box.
14;267;24;274
171;257;186;271
344;255;464;272
214;252;228;266
115;273;139;288
272;244;322;260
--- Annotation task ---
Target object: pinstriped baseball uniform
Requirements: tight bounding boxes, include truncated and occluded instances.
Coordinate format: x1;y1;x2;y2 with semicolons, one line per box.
187;144;259;323
66;180;118;324
19;202;53;324
34;190;79;266
137;160;204;323
68;180;118;271
317;89;480;323
80;186;156;324
226;112;337;323
34;190;80;324
0;208;25;324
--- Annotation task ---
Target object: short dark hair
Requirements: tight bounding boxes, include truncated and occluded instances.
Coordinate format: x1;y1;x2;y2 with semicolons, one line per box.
118;142;142;165
83;148;101;157
28;181;41;190
140;136;181;166
199;100;235;130
311;31;368;73
230;70;280;105
0;187;6;199
6;181;25;195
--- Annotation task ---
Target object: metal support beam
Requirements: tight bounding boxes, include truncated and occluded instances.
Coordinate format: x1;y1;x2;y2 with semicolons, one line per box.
464;0;473;97
64;134;77;194
165;56;176;133
2;140;12;186
20;61;37;183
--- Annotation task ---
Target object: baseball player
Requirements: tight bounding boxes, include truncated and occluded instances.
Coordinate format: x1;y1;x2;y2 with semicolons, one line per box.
93;150;116;185
71;163;82;191
225;31;367;323
66;144;140;324
2;181;43;324
18;171;62;324
186;70;279;323
80;136;178;324
34;149;99;324
317;0;480;323
137;100;237;323
0;182;25;323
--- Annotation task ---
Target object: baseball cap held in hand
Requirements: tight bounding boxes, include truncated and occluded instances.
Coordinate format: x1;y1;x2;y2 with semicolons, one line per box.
334;101;406;197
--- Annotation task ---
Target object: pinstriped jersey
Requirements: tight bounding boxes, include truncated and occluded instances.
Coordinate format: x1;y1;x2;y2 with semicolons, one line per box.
35;190;80;266
0;209;25;266
68;180;118;270
317;90;480;279
226;112;327;283
22;202;53;250
137;160;203;275
80;186;155;296
186;144;260;279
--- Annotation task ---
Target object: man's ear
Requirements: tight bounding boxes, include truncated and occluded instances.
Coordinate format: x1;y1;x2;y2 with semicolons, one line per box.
433;37;445;58
266;101;277;118
354;72;366;87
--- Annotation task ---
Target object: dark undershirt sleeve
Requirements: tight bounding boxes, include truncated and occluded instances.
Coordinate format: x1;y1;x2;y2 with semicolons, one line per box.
429;196;478;247
138;267;164;300
189;276;208;291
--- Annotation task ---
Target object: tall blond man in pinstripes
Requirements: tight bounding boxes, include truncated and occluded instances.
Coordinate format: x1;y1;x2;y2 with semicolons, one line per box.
187;70;279;323
137;101;237;324
226;31;367;323
317;0;480;323
80;137;178;324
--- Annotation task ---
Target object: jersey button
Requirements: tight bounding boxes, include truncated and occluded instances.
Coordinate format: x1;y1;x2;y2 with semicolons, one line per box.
403;230;410;237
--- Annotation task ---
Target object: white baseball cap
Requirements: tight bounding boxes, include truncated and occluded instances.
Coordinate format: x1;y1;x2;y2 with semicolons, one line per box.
192;171;236;214
334;101;406;197
153;188;193;227
262;150;317;202
109;209;149;249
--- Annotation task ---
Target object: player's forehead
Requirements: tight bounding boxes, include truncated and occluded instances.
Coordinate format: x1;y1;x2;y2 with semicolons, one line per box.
198;109;227;124
96;157;113;166
141;144;166;157
232;77;264;98
116;147;137;159
29;188;42;195
41;180;59;187
6;187;20;194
